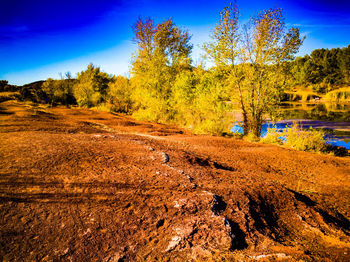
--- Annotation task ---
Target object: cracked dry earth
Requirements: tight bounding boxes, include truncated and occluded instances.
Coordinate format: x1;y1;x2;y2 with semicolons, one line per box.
0;100;350;261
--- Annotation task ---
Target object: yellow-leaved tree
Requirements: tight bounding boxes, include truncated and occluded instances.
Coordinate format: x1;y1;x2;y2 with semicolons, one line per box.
106;75;132;113
205;3;304;137
130;17;192;122
73;63;111;108
170;66;232;135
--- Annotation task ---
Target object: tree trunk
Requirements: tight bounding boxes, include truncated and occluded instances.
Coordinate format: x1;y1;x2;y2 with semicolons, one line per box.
242;110;249;135
250;112;262;138
251;122;261;138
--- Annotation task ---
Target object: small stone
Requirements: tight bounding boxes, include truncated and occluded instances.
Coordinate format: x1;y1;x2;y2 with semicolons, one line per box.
162;152;169;163
166;236;181;252
175;225;194;237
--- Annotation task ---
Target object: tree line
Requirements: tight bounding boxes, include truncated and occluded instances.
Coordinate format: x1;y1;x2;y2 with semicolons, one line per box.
289;45;350;93
2;3;349;137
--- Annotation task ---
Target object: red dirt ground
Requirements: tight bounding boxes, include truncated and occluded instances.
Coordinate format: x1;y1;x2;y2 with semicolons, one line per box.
0;100;349;261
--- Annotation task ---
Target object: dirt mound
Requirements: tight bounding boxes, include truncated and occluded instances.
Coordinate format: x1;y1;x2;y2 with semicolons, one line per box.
0;101;349;261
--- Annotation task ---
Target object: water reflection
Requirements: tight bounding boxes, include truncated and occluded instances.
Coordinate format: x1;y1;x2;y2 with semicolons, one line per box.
231;121;350;149
231;102;350;149
279;102;350;122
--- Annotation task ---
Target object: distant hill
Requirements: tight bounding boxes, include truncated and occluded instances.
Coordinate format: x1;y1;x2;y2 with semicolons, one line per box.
21;80;45;89
18;80;46;102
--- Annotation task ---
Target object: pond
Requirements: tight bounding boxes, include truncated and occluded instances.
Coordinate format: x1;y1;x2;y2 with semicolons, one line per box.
278;102;350;122
231;102;350;149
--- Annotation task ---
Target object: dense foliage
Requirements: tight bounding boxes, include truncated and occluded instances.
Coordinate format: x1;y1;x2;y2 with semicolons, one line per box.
73;64;111;107
130;17;192;123
261;123;329;153
290;45;350;92
0;80;18;92
204;4;303;137
106;75;132;113
42;73;75;105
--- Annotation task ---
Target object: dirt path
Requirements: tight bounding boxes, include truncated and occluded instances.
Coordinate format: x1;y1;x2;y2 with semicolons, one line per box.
0;100;349;261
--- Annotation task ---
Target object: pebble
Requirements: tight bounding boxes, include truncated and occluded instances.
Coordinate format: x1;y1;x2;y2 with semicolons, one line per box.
162;152;169;163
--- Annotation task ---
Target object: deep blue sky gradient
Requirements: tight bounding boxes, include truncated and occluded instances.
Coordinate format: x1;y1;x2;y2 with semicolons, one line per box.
1;0;350;85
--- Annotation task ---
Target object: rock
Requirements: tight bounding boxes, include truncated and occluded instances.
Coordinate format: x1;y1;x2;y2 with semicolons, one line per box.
162;152;169;163
175;224;194;238
166;235;181;252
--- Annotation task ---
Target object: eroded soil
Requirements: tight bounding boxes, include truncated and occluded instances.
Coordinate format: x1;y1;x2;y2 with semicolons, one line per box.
0;100;349;261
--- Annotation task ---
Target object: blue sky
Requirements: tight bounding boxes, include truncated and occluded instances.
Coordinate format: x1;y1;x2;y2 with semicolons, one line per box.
1;0;350;85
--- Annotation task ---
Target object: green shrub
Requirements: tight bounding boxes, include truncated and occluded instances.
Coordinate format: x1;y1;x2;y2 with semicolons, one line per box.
284;122;326;152
42;78;75;105
261;126;284;144
92;103;111;112
229;131;244;139
244;132;260;142
262;123;348;156
107;76;132;114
